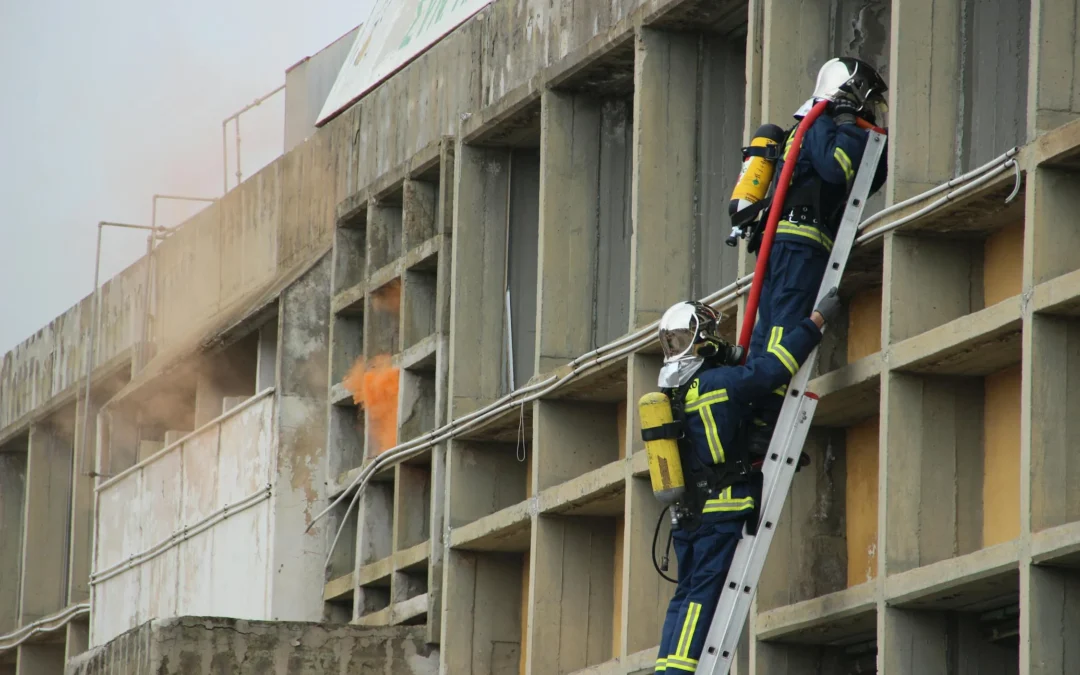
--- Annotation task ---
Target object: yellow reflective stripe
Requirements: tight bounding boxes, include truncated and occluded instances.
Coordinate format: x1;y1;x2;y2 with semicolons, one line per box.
699;405;725;464
776;222;835;252
684;389;729;412
674;605;695;659
773;384;788;396
655;657;668;671
704;487;755;513
666;656;700;671
768;327;798;375
677;603;702;658
834;147;854;181
774;343;798;374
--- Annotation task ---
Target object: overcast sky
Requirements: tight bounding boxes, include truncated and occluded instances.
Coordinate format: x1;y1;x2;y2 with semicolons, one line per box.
0;0;373;353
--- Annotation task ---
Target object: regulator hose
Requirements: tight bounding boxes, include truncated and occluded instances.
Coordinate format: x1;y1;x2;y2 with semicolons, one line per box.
652;506;678;584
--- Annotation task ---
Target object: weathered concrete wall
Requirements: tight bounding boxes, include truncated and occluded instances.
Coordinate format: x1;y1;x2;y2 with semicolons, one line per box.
68;618;437;675
959;0;1030;171
91;393;275;647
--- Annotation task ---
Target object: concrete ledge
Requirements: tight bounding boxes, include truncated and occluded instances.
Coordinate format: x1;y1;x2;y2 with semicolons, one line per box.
338;139;444;221
357;556;394;588
396;541;431;572
630;448;649;477
545;356;629;403
332;281;365;316
404;234;443;271
391;593;429;625
449;501;533;552
888;297;1023;376
1032;521;1080;568
355;606;392;628
399;334;439;373
1025;116;1080;169
329;463;395;499
368;261;403;295
1032;267;1080;316
324;572;355;602
755;582;877;645
861;166;1023;240
329;382;354;407
885;541;1021;610
536;459;625;517
810;353;882;427
336;193;368;229
457;402;534;443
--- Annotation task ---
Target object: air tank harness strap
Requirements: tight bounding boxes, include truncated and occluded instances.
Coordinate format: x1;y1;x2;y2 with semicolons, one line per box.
641;423;682;442
742;144;781;161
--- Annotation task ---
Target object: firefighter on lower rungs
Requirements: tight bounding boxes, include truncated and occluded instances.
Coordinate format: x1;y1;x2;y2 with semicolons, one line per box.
643;289;841;673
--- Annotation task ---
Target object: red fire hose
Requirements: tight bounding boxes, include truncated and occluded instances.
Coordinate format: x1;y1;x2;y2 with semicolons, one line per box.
736;103;887;357
736;100;830;353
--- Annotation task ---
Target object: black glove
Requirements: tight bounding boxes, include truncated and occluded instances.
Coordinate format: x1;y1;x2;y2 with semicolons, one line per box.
814;287;843;325
830;99;859;126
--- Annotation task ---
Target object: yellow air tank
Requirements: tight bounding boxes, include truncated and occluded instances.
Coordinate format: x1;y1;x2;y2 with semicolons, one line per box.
639;392;686;505
728;123;787;228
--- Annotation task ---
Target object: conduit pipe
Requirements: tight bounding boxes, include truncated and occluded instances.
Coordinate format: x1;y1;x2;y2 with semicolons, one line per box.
314;147;1023;567
0;603;90;653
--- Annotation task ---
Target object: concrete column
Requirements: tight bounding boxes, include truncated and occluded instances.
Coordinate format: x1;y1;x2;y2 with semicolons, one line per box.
1028;0;1080;135
19;423;73;625
440;550;524;674
536;90;601;373
269;254;331;621
15;644;64;675
448;143;510;417
628;28;699;328
0;449;26;635
887;0;963;202
760;0;830;123
67;397;99;606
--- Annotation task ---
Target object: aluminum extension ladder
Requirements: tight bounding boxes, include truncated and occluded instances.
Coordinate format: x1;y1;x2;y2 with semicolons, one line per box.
695;130;887;674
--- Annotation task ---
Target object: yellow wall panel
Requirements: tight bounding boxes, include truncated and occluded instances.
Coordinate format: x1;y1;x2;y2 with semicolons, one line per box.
983;222;1024;306
846;416;880;587
847;288;883;363
983;364;1022;546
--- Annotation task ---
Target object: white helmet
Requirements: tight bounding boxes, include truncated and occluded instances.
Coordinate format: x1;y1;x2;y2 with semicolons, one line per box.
657;301;742;388
812;57;889;124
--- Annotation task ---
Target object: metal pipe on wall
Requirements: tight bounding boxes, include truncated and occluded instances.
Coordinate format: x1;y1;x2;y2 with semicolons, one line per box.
221;83;286;194
80;222;159;478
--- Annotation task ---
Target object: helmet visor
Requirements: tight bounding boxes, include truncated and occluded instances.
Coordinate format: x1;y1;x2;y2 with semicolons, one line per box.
659;325;695;361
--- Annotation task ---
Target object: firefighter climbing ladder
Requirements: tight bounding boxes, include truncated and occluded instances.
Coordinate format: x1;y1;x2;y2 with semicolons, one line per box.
695;129;888;675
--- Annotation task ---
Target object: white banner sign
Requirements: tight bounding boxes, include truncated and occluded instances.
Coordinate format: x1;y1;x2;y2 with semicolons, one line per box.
317;0;492;126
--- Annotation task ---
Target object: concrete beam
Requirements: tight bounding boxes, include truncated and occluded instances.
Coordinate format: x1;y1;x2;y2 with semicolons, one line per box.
535;459;624;517
628;28;698;328
755;583;877;644
809;354;882;428
884;540;1020;609
448;501;532;553
888;297;1023;376
19;423;73;626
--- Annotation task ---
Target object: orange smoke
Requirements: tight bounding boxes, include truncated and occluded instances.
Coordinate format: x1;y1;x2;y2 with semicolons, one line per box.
372;278;401;314
343;354;400;456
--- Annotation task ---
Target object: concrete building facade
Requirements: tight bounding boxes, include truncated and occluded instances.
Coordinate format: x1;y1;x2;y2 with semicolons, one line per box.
2;0;1080;672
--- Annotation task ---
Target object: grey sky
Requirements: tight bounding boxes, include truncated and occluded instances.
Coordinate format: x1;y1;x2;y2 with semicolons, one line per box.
0;0;373;353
